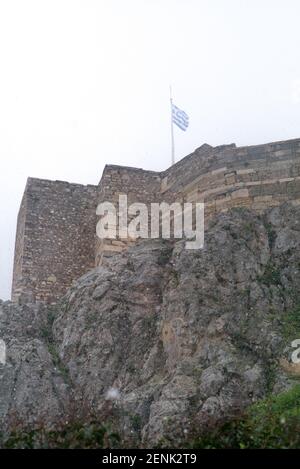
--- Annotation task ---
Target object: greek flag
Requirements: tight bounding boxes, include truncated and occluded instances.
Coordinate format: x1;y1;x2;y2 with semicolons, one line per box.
172;104;189;131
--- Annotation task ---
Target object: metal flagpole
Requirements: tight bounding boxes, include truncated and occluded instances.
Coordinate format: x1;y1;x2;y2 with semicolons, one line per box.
170;85;175;165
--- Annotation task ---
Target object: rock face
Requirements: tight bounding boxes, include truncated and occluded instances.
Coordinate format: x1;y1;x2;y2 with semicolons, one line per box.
2;202;300;447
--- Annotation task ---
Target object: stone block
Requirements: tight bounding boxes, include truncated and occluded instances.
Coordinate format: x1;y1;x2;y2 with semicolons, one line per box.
231;188;249;199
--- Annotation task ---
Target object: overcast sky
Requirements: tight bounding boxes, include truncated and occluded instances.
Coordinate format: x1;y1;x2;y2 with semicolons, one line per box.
1;0;300;300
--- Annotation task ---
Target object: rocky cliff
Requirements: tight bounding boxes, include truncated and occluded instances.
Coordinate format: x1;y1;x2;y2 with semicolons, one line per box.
1;202;300;448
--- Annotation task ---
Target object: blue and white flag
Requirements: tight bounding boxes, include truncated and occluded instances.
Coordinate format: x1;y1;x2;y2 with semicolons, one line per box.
172;104;189;131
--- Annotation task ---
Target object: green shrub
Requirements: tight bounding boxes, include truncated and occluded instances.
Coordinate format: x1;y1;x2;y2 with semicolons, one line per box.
1;421;115;449
192;385;300;449
281;307;300;340
258;262;281;286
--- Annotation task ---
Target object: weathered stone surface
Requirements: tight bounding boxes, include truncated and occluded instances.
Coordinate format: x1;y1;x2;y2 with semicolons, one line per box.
3;202;300;446
12;137;300;304
12;179;98;304
0;301;70;432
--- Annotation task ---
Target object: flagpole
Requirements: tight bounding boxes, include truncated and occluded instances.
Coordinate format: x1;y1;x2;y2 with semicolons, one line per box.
170;85;175;165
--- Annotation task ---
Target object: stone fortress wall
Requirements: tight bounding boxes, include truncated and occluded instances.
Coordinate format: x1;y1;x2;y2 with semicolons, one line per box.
165;139;300;216
12;137;300;303
12;178;98;304
96;138;300;263
96;165;162;265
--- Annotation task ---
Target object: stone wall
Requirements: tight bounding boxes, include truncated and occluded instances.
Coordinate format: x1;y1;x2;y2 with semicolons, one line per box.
167;138;300;218
95;138;300;264
12;137;300;304
12;178;98;304
12;192;27;301
95;165;162;265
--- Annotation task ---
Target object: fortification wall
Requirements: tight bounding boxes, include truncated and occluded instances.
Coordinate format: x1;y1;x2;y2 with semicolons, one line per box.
12;192;27;300
94;138;300;265
95;165;162;265
168;138;300;217
12;137;300;304
12;178;98;304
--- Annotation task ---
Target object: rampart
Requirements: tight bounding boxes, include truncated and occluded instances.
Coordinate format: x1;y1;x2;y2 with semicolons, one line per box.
12;137;300;303
12;178;98;304
162;138;300;214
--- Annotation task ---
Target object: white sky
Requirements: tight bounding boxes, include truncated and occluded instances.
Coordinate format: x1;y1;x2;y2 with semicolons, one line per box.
1;0;300;299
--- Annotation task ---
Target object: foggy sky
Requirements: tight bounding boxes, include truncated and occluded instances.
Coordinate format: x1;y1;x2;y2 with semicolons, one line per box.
1;0;300;299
